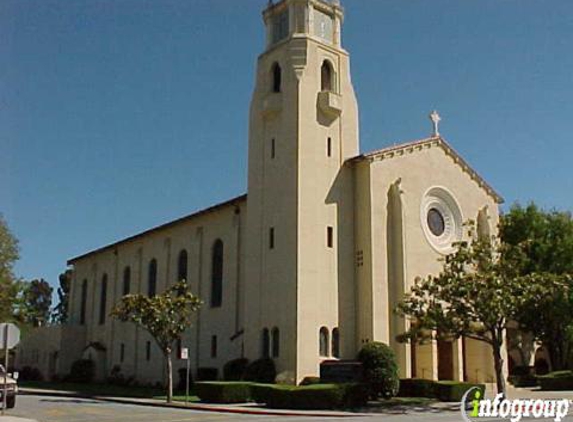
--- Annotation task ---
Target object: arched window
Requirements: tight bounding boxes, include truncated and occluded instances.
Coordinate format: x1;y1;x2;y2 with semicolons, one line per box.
148;259;157;297
210;239;224;307
319;327;329;357
332;328;340;358
272;327;280;358
99;274;107;325
80;279;88;325
178;249;188;282
262;328;270;358
271;62;282;93
123;266;131;295
321;60;333;92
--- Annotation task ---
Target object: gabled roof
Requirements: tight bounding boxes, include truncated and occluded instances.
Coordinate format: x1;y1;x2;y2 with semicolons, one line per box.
348;136;504;204
67;194;247;264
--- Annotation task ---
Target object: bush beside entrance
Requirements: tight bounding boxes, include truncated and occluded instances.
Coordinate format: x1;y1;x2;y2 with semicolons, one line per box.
398;378;485;402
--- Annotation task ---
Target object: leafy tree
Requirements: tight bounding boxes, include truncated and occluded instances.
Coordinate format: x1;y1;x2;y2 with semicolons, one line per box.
0;214;21;323
501;203;573;370
111;281;201;402
397;224;528;396
52;270;72;324
21;279;53;327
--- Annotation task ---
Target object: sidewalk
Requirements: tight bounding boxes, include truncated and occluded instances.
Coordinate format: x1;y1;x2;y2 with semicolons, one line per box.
0;417;38;422
20;387;370;418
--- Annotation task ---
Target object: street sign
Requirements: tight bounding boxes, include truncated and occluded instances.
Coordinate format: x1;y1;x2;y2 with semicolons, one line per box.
0;323;20;350
180;347;189;360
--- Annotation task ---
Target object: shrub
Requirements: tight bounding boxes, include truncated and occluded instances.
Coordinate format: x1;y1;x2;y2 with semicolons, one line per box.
262;383;368;410
67;359;95;383
177;367;193;391
223;358;249;381
434;381;485;402
508;374;537;388
356;342;399;398
537;371;573;391
299;376;321;386
243;358;276;383
197;367;218;381
398;378;436;398
195;382;252;403
18;366;44;382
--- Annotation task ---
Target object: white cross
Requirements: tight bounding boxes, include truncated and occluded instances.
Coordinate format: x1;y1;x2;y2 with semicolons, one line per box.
429;110;441;137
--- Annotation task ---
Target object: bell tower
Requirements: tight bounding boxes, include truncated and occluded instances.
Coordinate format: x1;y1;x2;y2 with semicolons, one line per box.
244;0;359;381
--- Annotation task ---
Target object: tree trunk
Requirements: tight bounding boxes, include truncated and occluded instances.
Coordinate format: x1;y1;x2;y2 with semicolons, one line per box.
492;340;507;397
165;349;173;403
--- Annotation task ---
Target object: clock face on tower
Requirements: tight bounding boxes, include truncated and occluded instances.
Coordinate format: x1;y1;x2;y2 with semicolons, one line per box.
314;10;333;44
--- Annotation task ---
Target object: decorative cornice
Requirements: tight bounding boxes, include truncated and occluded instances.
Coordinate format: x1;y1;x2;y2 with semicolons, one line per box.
347;136;504;204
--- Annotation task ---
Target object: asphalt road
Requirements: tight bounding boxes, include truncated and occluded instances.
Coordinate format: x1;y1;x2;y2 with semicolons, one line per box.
4;394;573;422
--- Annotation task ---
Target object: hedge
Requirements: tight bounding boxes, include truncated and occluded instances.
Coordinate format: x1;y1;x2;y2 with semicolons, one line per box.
434;381;485;402
195;382;253;403
398;379;485;402
537;371;573;391
252;383;368;409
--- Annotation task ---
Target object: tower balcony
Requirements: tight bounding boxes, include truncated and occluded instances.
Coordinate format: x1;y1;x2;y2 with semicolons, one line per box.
318;91;342;118
262;93;283;118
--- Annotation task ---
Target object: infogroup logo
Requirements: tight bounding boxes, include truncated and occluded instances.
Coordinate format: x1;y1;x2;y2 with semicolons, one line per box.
460;388;570;422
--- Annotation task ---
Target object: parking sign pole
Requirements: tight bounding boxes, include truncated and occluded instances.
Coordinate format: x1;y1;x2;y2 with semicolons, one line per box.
185;355;190;407
2;324;8;415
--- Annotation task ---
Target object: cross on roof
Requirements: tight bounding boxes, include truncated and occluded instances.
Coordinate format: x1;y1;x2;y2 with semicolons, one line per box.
429;110;441;137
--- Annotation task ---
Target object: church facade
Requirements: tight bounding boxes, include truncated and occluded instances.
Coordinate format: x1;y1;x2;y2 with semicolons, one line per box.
26;0;506;385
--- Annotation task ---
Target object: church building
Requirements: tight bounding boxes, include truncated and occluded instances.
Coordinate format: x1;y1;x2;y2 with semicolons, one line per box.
20;0;506;386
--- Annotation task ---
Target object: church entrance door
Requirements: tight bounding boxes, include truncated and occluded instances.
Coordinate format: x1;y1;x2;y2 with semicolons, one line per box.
437;339;454;380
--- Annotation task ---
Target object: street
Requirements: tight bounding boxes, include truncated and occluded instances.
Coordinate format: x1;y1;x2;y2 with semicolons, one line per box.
3;394;573;422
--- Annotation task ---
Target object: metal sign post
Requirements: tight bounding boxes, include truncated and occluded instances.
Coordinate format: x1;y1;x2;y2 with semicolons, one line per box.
180;347;189;407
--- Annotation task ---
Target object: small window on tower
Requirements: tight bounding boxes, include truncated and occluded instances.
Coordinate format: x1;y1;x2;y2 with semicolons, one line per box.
327;226;334;248
269;227;275;249
271;138;276;159
271;62;282;93
327;137;332;157
211;335;218;358
146;341;151;361
321;60;334;92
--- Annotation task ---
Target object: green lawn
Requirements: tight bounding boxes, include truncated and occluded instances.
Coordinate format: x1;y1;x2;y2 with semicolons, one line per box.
20;380;168;399
153;395;200;403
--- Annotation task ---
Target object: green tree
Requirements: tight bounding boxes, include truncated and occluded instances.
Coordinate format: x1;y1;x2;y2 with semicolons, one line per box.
501;204;573;370
0;214;21;323
21;279;53;327
111;281;201;402
397;224;528;396
52;270;72;324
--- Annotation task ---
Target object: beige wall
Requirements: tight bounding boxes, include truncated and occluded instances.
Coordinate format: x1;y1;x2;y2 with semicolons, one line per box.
66;199;246;384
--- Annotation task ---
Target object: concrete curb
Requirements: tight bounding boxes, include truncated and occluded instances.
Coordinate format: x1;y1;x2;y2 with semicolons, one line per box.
20;388;370;418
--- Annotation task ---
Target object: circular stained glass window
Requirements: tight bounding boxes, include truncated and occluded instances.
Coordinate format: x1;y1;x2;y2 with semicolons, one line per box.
427;208;445;237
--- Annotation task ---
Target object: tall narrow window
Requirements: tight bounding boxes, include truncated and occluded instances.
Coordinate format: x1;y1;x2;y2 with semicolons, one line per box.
177;338;182;359
178;249;188;282
271;138;276;159
80;279;88;325
211;335;218;358
327;137;332;157
211;240;224;307
327;226;334;248
99;274;107;325
321;60;333;92
272;327;280;358
262;328;270;358
120;343;125;363
146;341;151;361
271;62;282;93
269;227;275;250
319;327;329;357
123;266;131;295
332;328;340;358
148;259;157;297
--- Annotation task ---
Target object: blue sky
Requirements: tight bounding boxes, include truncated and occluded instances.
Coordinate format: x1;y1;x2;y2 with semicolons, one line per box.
1;0;572;295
